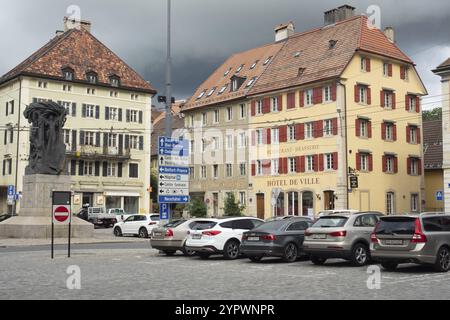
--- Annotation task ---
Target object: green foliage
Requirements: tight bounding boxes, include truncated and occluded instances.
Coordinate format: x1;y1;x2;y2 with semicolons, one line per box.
150;168;158;204
223;193;245;217
423;108;442;121
188;198;207;218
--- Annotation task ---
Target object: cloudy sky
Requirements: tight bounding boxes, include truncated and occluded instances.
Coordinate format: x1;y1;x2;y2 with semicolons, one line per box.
1;0;449;110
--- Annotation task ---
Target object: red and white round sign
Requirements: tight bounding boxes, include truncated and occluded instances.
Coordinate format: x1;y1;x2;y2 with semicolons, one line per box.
53;205;71;224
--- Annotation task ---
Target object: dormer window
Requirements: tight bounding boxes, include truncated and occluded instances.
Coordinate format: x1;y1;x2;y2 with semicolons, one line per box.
231;76;246;92
263;56;272;65
328;40;337;49
62;68;74;81
109;75;120;87
86;72;98;84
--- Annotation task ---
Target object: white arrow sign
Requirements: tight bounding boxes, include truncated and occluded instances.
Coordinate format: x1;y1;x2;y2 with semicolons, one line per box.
159;188;190;196
159;155;189;166
159;174;189;182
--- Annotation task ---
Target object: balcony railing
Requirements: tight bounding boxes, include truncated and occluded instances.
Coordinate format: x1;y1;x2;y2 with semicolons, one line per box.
65;144;131;160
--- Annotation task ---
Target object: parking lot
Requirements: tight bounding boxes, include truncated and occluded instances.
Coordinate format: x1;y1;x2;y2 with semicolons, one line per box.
1;242;449;300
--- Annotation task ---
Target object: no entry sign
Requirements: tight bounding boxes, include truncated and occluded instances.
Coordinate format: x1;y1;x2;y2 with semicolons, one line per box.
52;205;71;225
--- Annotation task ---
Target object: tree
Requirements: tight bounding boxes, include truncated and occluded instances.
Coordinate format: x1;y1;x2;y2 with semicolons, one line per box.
224;193;245;217
150;168;159;205
423;107;442;121
188;198;207;218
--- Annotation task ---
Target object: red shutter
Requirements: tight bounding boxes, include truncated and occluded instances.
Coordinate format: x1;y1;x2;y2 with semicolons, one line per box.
287;93;295;109
417;127;421;144
366;58;371;72
266;128;271;145
278;95;283;111
313;155;319;172
315;120;324;138
400;66;406;80
251;162;256;176
382;156;387;173
388;64;393;77
283;158;288;174
331;84;337;101
407;157;411;175
300;91;305;107
296;123;305;140
278;158;284;174
394;157;398;174
405;95;410;111
355;118;361;137
332;118;338;136
368;121;372;138
279;125;287;143
368;154;373;172
313;87;323;104
392;92;396;109
406;126;410;143
251;101;256;116
263;98;270;114
251;131;256;146
393;124;397;141
296;156;302;173
418;158;422;175
354;85;360;103
332;152;338;170
319;154;324;172
416;97;421;113
300;156;305;173
356;153;361;171
380;91;385;108
367;87;372;105
381;123;386;140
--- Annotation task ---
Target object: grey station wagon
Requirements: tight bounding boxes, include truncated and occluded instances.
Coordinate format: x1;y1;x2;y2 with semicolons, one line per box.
371;213;450;272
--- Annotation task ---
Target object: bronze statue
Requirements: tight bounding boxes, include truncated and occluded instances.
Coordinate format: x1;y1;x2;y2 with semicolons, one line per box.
24;101;67;175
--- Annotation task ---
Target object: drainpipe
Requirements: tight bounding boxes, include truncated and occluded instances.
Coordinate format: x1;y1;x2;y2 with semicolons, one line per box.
13;77;22;216
337;80;349;209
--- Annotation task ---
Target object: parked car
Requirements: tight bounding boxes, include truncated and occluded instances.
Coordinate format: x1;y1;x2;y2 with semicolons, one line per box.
151;219;209;256
113;214;160;238
185;217;264;260
371;213;450;272
303;211;383;266
77;206;118;228
240;217;313;262
106;208;134;223
317;209;359;217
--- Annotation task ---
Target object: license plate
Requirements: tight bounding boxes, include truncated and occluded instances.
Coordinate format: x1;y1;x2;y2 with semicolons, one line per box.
384;239;404;245
192;234;202;240
248;237;260;241
313;234;327;239
153;232;163;237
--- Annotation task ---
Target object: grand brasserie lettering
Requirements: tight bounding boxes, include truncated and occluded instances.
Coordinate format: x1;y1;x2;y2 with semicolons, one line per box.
267;145;320;156
267;177;320;187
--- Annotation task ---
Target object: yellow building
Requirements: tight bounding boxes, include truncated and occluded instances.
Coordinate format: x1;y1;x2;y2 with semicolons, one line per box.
0;18;156;215
247;7;427;219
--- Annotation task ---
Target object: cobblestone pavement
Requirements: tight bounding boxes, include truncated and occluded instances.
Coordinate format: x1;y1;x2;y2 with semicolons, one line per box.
0;245;449;300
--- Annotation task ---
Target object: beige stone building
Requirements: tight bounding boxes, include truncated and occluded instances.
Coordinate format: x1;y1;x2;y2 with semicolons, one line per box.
0;18;156;215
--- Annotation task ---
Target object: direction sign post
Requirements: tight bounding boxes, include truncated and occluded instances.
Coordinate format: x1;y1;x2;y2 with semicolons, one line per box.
51;191;72;259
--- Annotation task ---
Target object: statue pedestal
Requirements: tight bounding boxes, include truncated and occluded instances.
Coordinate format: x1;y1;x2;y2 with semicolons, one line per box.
0;174;93;239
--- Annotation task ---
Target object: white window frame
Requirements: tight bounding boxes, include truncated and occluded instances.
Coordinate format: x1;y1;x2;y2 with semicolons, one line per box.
108;134;118;148
109;107;119;121
86;105;96;118
213;110;220;124
288;157;297;173
305;122;314;139
256;129;264;145
226;135;233;150
288;125;296;141
226;107;233;121
411;194;419;212
323;86;332;102
129;135;139;150
271;128;280;144
239;104;246;119
84;132;95;146
305;89;313;106
226;163;233;177
129;110;138;123
107;162;117;177
238;133;247;148
256;160;263;176
360;120;368;138
324;119;333;136
84;161;94;176
360;153;368;171
256;100;263;115
359;86;367;104
306;155;314;172
271;97;278;112
271;159;279;175
239;162;246;176
325;153;334;170
386;123;394;141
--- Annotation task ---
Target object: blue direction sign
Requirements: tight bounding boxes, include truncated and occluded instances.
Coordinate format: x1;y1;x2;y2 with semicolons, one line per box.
436;191;444;201
159;137;189;157
159;166;190;175
159;195;190;204
160;203;170;220
7;185;15;196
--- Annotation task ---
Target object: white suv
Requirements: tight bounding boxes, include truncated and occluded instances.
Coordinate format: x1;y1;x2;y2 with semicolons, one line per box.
113;214;160;238
185;217;264;260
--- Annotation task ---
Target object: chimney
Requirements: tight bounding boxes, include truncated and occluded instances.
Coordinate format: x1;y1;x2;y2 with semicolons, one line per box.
274;21;295;42
63;16;92;32
324;5;356;25
384;27;395;43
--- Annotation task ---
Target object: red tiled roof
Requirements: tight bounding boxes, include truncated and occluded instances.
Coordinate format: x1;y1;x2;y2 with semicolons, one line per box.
0;28;156;94
423;119;443;169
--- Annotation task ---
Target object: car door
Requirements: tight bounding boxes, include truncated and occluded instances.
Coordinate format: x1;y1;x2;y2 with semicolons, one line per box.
232;219;256;240
122;216;135;234
131;216;146;234
355;214;379;243
285;221;311;248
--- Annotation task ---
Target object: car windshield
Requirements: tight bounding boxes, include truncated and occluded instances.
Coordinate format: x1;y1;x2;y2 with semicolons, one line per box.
255;220;288;231
312;216;348;228
164;220;186;228
150;216;160;221
376;217;416;235
190;221;217;230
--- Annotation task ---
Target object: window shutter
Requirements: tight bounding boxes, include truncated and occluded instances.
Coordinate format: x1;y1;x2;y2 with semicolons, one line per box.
279;126;287;143
277;96;283;111
71;130;77;152
406;126;410;143
368;154;373;172
319;154;324;172
418;158;422;175
251;162;256;176
382;156;387;173
355;119;361;137
139;111;143;124
72;103;77;117
315;120;324;138
82;104;87;118
313;87;323;104
417;127;421;144
367;87;372;105
79;161;84;176
283;158;289;174
265;128;271;145
300;91;305;107
70;160;77;176
296;156;304;173
332;152;338;170
400;66;406;80
393;124;397;141
313;155;319;172
394;157;398;173
105;107;110;120
125;135;130;150
354;85;360;103
118;134;124;155
366;58;371;72
392;92;396;109
10;101;14;115
287;93;295;109
331;84;337;101
416;97;421;113
380;91;385;108
118;163;123;178
251;101;256;116
102;162;108;177
103;133;109;149
2;160;5;176
126;109;130;122
368;121;372;138
381;123;386;140
263;98;270;114
296;123;305;140
139;136;144;150
118;108;123;122
95;106;100;119
95;161;100;177
5;102;8;116
388;64;392;77
96;132;101;147
9;129;13;144
405;95;410;111
251;131;256;146
332;118;338;136
79;131;85;146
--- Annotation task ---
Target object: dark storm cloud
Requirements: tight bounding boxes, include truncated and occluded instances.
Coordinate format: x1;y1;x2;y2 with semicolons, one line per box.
1;0;449;108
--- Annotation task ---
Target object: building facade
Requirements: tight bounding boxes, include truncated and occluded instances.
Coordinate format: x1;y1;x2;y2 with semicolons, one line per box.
433;58;450;212
0;18;155;215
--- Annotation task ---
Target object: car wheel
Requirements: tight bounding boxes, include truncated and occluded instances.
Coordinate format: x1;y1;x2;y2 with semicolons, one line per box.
434;246;450;273
163;250;176;256
249;256;263;262
138;228;149;239
311;256;327;265
113;227;122;237
182;245;196;257
223;240;240;260
381;262;398;271
282;243;298;263
198;253;211;259
350;243;369;266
